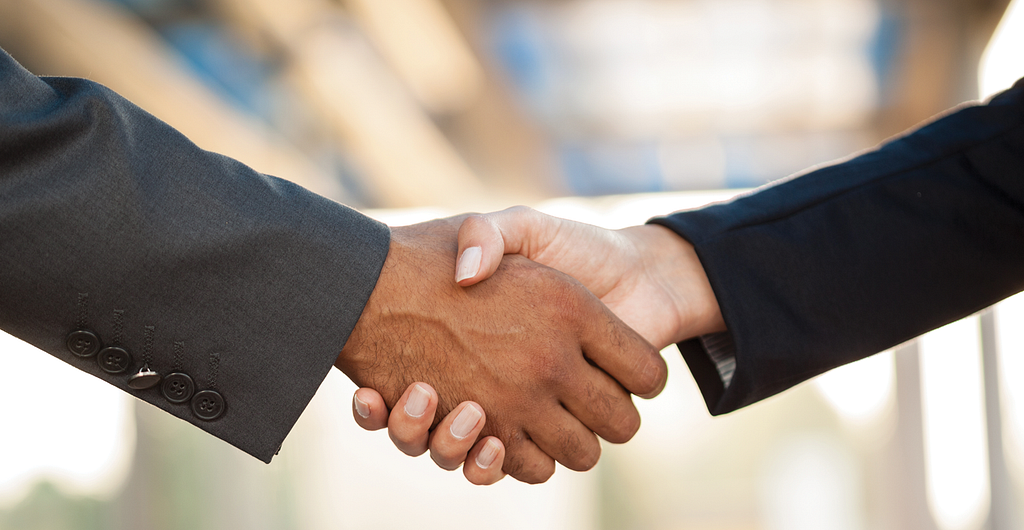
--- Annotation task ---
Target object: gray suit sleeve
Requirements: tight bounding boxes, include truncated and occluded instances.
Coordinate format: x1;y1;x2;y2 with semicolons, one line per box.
0;49;390;462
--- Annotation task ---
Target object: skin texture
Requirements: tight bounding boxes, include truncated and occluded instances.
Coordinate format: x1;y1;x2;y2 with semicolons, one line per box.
354;208;726;484
335;216;668;484
454;207;726;347
353;384;506;485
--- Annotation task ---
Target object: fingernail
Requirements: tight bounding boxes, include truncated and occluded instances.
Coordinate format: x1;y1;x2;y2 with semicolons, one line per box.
450;403;483;440
404;383;431;418
455;246;482;282
353;395;370;419
476;438;501;469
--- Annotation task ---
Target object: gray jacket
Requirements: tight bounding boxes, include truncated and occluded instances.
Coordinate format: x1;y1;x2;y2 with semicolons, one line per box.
0;49;391;463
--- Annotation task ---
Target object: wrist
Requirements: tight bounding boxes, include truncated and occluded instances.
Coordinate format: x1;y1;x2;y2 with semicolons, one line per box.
335;220;462;392
335;226;410;386
627;224;726;343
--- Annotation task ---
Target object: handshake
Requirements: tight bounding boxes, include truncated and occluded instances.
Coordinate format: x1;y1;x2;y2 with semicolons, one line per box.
333;206;726;485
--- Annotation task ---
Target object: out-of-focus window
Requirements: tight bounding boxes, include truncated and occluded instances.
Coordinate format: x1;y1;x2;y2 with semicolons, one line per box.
487;0;881;193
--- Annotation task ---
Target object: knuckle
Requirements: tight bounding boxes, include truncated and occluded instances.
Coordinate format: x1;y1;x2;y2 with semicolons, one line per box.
501;432;555;484
396;443;427;458
467;474;491;486
573;446;601;472
579;380;637;443
557;429;602;472
604;409;641;444
461;213;491;234
429;437;469;471
430;451;462;471
634;354;667;397
505;205;535;219
514;458;555;484
501;455;524;479
389;430;425;456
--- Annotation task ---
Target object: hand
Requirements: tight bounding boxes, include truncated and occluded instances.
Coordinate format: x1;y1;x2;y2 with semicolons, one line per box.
350;208;724;484
352;382;507;485
334;216;668;483
453;206;725;348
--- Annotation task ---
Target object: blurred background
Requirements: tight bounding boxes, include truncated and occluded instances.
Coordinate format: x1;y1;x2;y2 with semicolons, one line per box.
0;0;1022;528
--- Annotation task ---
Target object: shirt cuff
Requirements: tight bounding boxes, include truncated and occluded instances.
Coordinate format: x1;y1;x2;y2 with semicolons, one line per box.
699;331;736;388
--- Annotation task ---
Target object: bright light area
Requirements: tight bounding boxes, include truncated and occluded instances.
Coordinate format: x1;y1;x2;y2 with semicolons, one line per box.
919;317;991;530
544;0;880;134
0;332;134;507
286;370;599;530
814;350;894;428
994;293;1024;475
759;434;864;530
979;0;1024;99
534;190;742;229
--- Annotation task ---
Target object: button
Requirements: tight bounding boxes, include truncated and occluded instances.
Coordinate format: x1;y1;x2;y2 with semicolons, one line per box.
128;367;161;390
161;372;195;404
97;346;132;374
66;330;101;358
191;390;225;421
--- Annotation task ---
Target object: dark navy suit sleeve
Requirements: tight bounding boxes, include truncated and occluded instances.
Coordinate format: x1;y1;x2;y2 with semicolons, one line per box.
651;78;1024;415
0;49;391;462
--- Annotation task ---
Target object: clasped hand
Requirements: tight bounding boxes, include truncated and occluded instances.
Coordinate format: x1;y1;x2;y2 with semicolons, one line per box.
335;207;720;487
333;214;688;487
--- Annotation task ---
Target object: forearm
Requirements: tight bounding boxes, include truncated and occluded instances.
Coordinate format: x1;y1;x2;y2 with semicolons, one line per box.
652;78;1024;414
0;49;390;461
620;224;725;343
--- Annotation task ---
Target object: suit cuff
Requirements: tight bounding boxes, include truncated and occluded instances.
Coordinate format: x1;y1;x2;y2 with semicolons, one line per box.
677;331;736;415
700;331;737;388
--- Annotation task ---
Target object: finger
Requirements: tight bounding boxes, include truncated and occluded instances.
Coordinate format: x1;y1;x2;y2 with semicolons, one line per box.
559;362;643;444
501;430;556;484
388;382;438;457
527;408;603;472
464;437;507;485
352;387;389;431
578;295;668;400
455;206;561;287
427;401;486;471
455;213;506;286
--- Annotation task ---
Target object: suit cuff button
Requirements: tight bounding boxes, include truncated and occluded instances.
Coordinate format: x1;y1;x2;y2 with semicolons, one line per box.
66;330;101;358
128;367;162;390
191;390;225;421
161;372;195;404
97;346;132;374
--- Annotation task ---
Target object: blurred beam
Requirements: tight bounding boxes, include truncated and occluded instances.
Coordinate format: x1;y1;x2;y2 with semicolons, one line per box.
289;26;490;208
981;310;1016;530
0;0;343;200
343;0;484;115
953;0;1015;99
437;0;566;200
213;0;491;209
890;342;941;530
874;0;1012;139
347;0;565;198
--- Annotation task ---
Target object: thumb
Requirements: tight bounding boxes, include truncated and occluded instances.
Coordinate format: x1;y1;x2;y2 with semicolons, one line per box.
454;213;507;287
454;207;558;287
